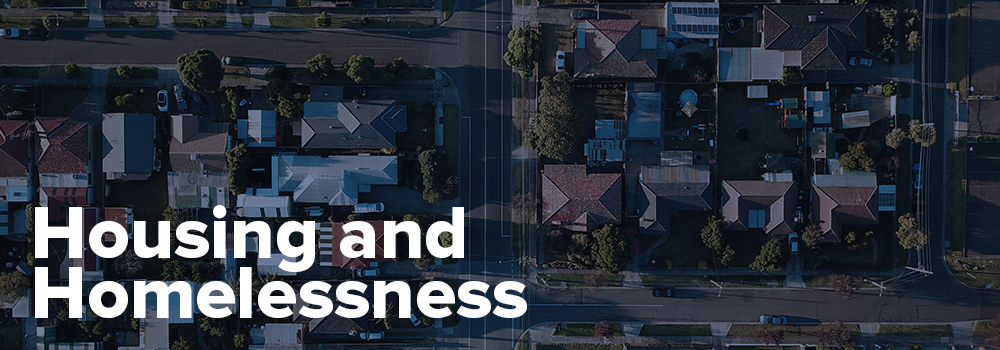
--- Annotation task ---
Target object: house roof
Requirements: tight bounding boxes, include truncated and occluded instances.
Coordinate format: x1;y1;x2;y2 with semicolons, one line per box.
721;180;796;235
102;113;156;176
665;2;720;39
301;101;407;149
35;118;89;175
166;172;230;209
0;121;30;178
574;20;657;78
169;114;229;173
542;165;622;231
762;4;866;70
327;221;398;269
247;110;277;147
639;165;712;234
104;207;131;242
264;324;306;346
272;155;397;206
812;184;879;242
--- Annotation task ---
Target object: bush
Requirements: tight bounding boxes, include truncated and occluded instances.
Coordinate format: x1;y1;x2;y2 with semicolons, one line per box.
345;55;375;84
43;14;57;31
116;64;133;79
276;97;302;118
181;1;219;10
306;53;335;81
383;57;410;79
114;93;137;108
780;67;803;86
127;16;140;27
315;11;331;28
226;143;249;195
882;83;896;96
177;49;224;92
419;149;441;191
590;225;631;274
64;62;80;78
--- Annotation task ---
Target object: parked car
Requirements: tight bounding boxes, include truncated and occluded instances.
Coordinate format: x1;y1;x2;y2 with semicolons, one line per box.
0;28;20;39
222;56;245;66
173;84;188;111
355;267;380;278
788;233;799;253
359;331;384;341
571;9;597;19
652;288;675;298
353;202;384;213
26;28;50;39
189;91;213;116
849;56;873;67
913;163;923;189
408;308;421;326
555;51;566;72
156;90;169;112
760;315;787;325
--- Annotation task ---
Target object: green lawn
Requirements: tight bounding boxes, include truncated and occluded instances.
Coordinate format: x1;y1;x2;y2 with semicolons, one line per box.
946;251;1000;288
641;274;786;288
104;15;158;28
717;83;801;180
173;16;226;28
947;139;967;251
802;275;831;288
973;320;997;337
876;324;953;337
648;212;712;269
241;15;254;27
574;85;626;122
553;323;624;337
948;2;970;97
268;16;316;28
109;66;158;80
42;88;89;118
728;324;860;338
0;16;88;28
639;324;712;336
104;86;158;114
377;0;433;8
270;15;434;29
537;345;623;350
538;273;624;287
720;16;753;47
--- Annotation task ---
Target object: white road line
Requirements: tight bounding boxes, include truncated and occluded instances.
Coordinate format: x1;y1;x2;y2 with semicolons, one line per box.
529;304;664;307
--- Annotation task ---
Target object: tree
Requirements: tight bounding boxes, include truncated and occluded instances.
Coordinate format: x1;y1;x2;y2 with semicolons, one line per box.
877;7;897;28
345;55;375;84
25;204;34;235
839;142;875;172
896;213;928;250
115;247;144;277
116;64;133;79
315;11;331;28
904;8;922;28
276;97;302;118
828;274;860;299
802;223;823;248
162;208;183;230
199;315;227;336
779;67;803;86
234;334;249;349
177;49;224;92
0;271;30;303
503;25;542;78
816;321;852;346
886;128;907;149
114;93;137;109
306;54;335;81
510;193;537;224
439;231;453;248
757;326;785;345
226;143;249;195
594;321;613;338
883;83;897;96
590;225;631;274
43;14;57;31
171;339;196;350
64;63;81;78
422;188;443;203
717;245;736;269
419;149;441;190
908;120;937;147
907;30;921;51
383;57;410;79
527;72;579;160
749;238;784;272
879;35;898;57
700;216;725;253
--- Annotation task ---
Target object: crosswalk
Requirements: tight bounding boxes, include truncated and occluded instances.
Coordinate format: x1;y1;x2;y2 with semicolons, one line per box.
316;222;333;267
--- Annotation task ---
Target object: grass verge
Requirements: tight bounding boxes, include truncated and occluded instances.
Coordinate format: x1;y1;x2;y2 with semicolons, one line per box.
538;345;624;350
947;0;970;98
639;324;712;336
728;324;860;338
538;273;624;287
973;320;997;337
377;0;432;8
104;15;158;28
876;324;953;337
173;16;226;28
553;323;624;337
641;274;786;288
241;15;254;28
947;139;967;250
109;66;158;80
270;15;434;29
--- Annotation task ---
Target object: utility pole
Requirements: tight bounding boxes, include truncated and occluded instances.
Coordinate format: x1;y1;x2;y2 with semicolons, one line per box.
864;279;887;297
709;280;722;297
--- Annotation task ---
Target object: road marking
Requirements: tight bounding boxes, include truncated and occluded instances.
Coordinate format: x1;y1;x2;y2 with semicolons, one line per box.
529;304;664;307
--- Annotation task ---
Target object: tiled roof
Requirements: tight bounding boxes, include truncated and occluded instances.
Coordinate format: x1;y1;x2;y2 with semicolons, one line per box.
574;20;657;78
301;101;407;149
0;121;30;178
542;164;621;231
721;180;796;235
169;114;229;173
35;118;89;174
812;184;878;242
639;165;712;234
328;221;398;269
762;4;866;70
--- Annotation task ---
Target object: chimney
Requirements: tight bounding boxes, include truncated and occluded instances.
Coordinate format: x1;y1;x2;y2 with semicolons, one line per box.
808;15;817;22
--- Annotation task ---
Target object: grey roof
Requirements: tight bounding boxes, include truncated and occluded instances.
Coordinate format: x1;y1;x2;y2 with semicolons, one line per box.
248;110;277;147
574;20;657;78
167;172;230;209
627;92;662;139
102;113;155;177
721;180;796;235
638;165;711;234
169;114;230;173
272;154;397;206
301;101;407;149
762;4;866;70
665;2;720;39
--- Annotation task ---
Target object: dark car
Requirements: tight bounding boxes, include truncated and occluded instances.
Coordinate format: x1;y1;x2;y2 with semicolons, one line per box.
173;84;188;111
571;9;597;19
652;288;675;297
222;56;244;66
189;92;213;116
27;28;50;39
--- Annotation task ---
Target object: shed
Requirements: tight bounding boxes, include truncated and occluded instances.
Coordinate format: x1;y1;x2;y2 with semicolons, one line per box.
841;110;871;129
784;113;807;128
748;85;768;99
585;139;625;163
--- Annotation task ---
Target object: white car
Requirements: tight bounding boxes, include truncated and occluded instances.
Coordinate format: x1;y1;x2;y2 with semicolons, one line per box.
555;51;566;72
353;202;384;213
760;315;788;325
355;267;380;278
788;233;799;253
0;28;19;39
849;56;872;67
359;331;384;341
156;90;169;112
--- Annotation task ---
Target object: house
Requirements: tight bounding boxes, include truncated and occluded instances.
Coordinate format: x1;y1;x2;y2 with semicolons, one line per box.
574;20;657;78
252;154;397;206
326;221;398;269
761;4;867;71
236;194;291;218
665;2;719;39
638;164;711;234
0;121;31;201
259;251;299;276
721;180;796;235
542;164;622;232
169;114;230;174
103;207;133;242
262;323;305;349
841;110;871;128
166;172;230;209
301;100;407;150
237;110;277;147
812;173;879;242
58;208;102;281
36;118;91;221
102;113;157;181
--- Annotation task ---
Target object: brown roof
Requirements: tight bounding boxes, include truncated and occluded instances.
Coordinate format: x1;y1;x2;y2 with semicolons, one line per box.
812;185;878;242
35;118;89;174
169;114;229;173
0;121;30;178
574;20;657;78
542;164;622;231
721;180;796;235
762;4;866;70
328;221;397;269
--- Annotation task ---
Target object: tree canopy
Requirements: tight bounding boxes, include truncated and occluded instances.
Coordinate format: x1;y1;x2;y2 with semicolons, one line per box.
839;142;875;172
749;238;784;272
306;54;336;81
345;55;375;84
802;223;823;248
526;72;579;160
909;120;937;147
885;128;907;149
226;143;249;195
896;213;928;250
177;49;223;92
503;25;542;78
0;271;30;303
590;225;631;274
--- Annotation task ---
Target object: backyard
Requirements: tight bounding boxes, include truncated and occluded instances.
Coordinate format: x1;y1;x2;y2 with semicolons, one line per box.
104;86;159;114
573;83;626;122
106;156;169;223
41;88;89;118
717;83;802;180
